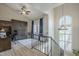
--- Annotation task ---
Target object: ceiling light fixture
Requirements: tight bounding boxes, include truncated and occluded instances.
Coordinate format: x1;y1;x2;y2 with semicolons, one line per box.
20;6;31;15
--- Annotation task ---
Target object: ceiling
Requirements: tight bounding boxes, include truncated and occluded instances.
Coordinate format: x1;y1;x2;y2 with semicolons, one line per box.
5;3;62;20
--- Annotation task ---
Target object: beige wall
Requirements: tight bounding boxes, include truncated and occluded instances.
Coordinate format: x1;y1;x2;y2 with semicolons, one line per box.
54;4;62;43
0;4;31;33
27;20;32;33
54;3;79;50
43;15;48;35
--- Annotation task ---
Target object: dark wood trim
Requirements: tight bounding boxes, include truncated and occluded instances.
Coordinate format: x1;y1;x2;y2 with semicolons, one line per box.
11;19;27;23
0;19;27;23
0;20;11;22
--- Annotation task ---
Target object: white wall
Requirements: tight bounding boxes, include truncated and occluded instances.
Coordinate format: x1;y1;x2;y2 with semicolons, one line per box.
47;8;63;55
48;10;54;38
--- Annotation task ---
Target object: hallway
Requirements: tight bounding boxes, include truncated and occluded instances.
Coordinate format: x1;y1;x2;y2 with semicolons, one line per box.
0;41;46;56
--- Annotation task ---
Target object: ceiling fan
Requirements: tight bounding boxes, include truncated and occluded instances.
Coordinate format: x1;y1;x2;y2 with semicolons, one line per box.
17;5;31;15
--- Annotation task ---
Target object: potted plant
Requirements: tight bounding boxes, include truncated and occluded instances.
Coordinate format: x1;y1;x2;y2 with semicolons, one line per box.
72;49;79;56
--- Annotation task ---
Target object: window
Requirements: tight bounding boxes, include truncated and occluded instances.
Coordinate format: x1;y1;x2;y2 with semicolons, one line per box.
59;16;72;51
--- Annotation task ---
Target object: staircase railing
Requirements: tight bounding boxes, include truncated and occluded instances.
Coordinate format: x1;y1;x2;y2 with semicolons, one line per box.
27;33;64;56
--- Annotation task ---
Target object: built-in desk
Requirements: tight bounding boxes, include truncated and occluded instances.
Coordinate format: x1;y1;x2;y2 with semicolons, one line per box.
0;37;11;52
0;26;11;52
